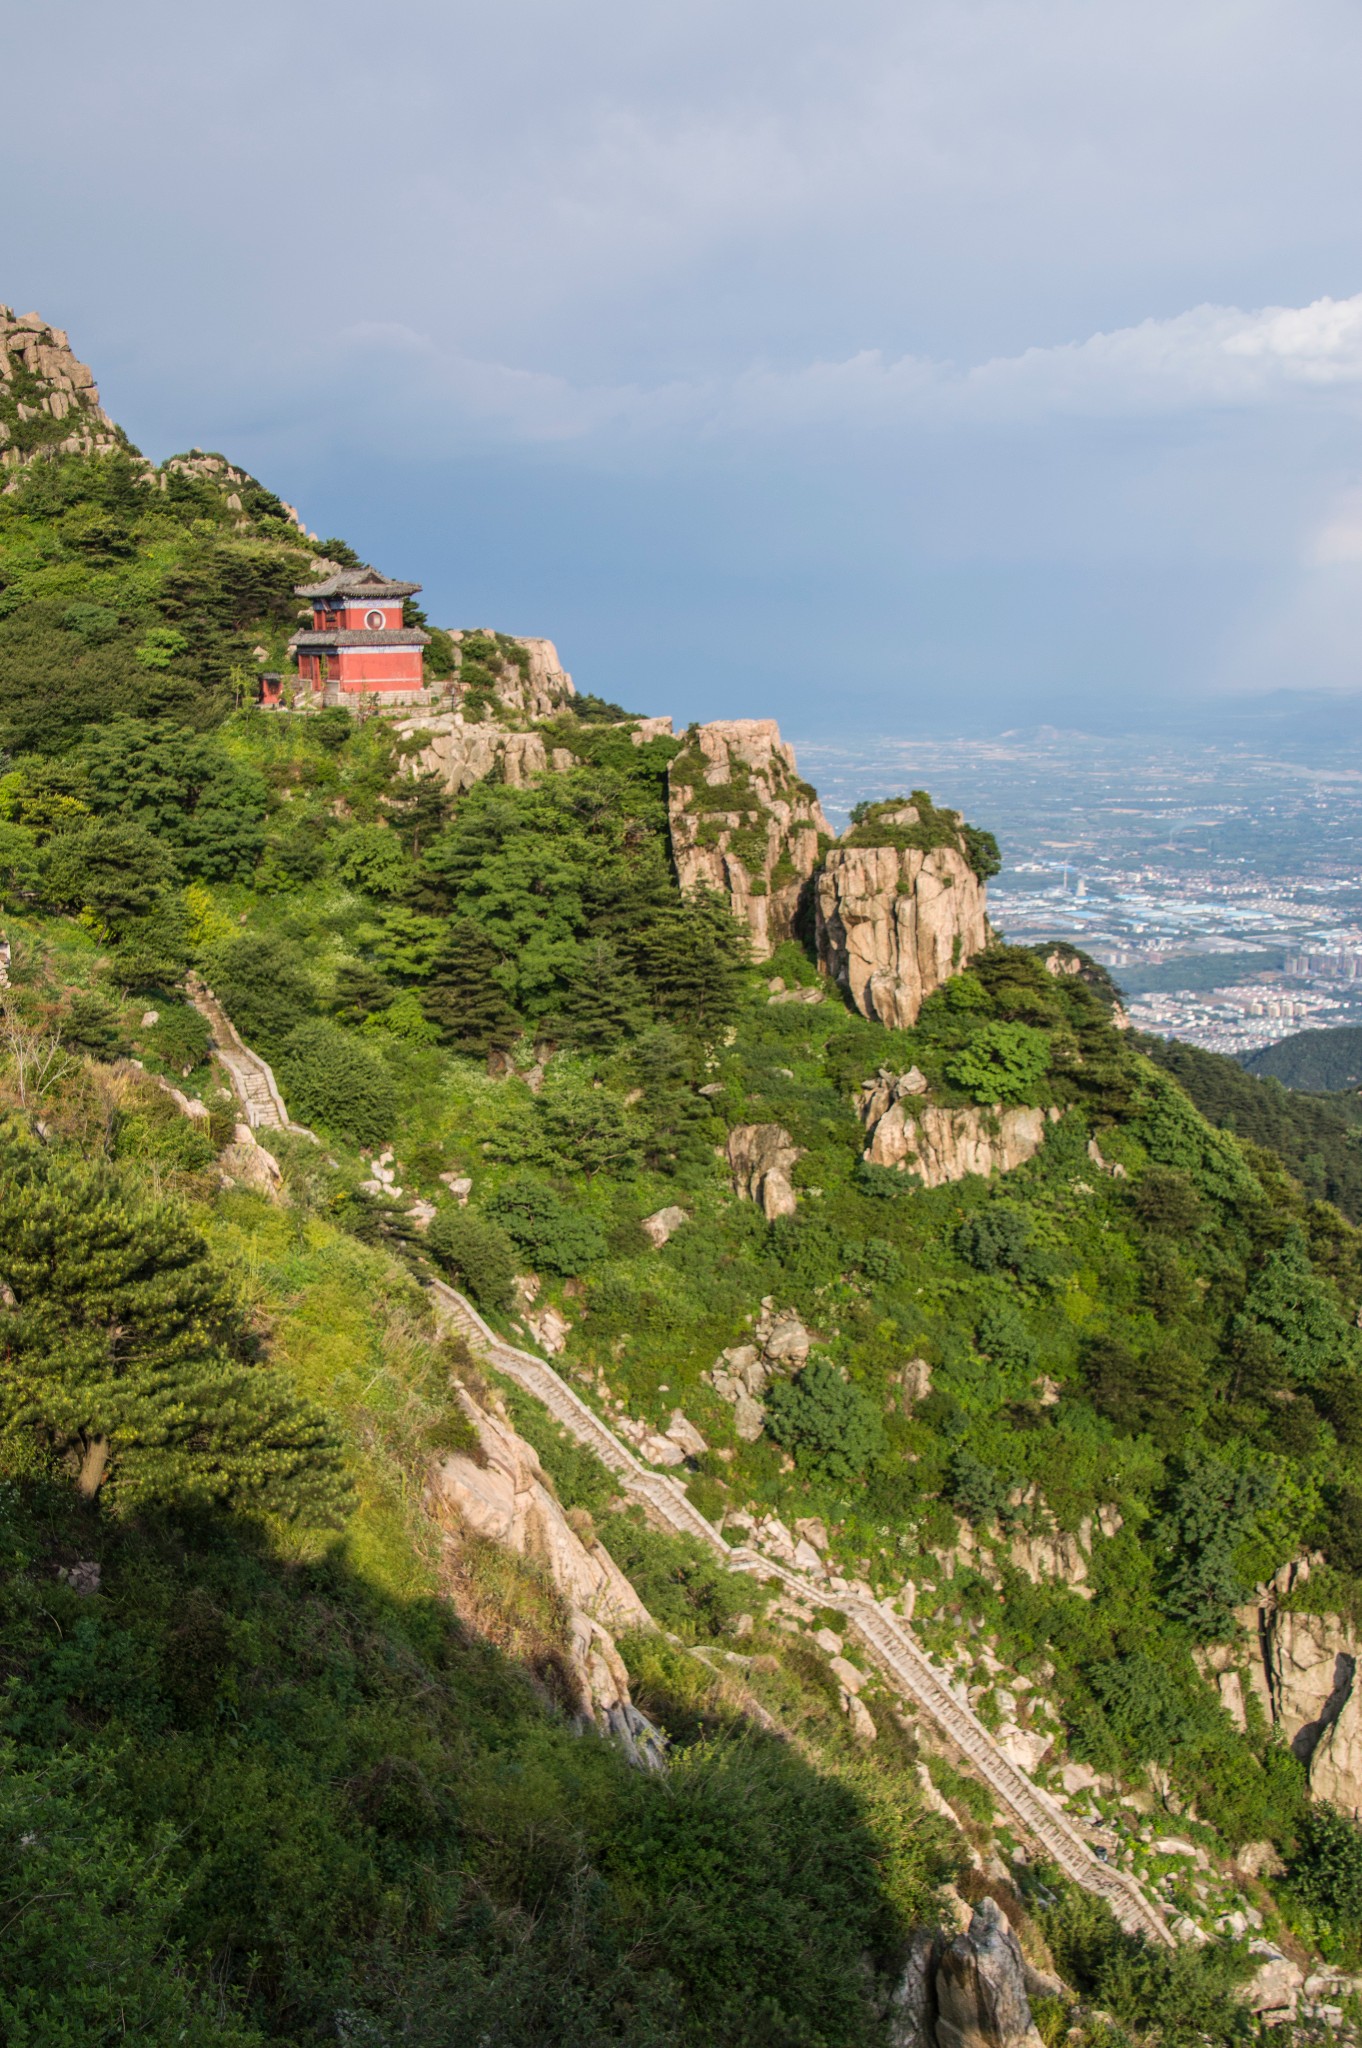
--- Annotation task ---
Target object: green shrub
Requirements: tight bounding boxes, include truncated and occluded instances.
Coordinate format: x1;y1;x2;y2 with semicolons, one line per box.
764;1360;886;1483
274;1018;397;1148
63;987;128;1060
330;821;411;897
597;1515;758;1642
956;1205;1032;1274
426;1206;517;1311
945;1020;1050;1105
946;1447;1008;1526
0;1145;347;1518
208;933;316;1054
486;1178;608;1276
1039;1887;1250;2047
1290;1802;1362;1929
145;1002;213;1073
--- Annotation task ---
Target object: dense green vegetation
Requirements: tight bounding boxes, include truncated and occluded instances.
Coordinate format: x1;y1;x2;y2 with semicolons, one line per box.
1141;1031;1362;1223
1244;1024;1362;1091
8;425;1362;2039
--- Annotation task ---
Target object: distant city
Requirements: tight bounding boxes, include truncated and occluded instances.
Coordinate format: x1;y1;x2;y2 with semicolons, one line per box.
796;725;1362;1058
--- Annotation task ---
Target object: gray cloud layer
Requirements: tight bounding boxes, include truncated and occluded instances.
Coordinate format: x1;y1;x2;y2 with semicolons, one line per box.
8;0;1362;729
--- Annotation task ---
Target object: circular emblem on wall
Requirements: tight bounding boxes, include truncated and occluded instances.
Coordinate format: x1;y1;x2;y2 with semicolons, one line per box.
365;608;386;629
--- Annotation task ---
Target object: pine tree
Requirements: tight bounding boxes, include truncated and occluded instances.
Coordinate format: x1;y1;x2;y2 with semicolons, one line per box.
383;769;449;858
0;1148;348;1519
629;887;749;1035
421;920;520;1058
554;938;649;1048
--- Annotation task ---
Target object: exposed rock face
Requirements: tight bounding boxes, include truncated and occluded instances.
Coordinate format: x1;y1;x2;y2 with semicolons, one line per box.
1232;1561;1362;1814
890;1902;1045;2048
1237;1942;1306;2020
491;634;576;718
0;308;119;472
390;712;573;794
857;1072;1049;1187
706;1300;814;1439
667;720;831;960
431;1391;665;1766
815;820;988;1027
218;1124;285;1201
726;1123;803;1218
1250;1603;1362;1814
935;1901;1046;2048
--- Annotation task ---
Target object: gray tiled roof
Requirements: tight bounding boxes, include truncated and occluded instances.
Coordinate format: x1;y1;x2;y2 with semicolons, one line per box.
295;565;422;599
290;628;431;648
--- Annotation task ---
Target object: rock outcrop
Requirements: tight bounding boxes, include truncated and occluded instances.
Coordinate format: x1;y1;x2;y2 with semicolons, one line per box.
668;720;831;960
1243;1594;1362;1815
815;807;988;1027
431;1389;665;1766
706;1300;814;1440
889;1900;1045;2048
1229;1560;1362;1814
499;634;575;717
0;308;120;472
857;1071;1049;1187
726;1123;804;1217
390;712;576;794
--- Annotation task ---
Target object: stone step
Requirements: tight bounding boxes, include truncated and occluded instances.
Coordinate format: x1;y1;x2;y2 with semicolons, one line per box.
427;1277;1171;1946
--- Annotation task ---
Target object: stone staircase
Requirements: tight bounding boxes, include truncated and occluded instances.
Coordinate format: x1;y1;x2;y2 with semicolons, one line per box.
186;974;312;1136
428;1277;1172;1947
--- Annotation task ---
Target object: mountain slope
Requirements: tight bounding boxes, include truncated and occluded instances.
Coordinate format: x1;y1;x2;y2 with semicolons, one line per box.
3;313;1362;2043
1244;1025;1362;1092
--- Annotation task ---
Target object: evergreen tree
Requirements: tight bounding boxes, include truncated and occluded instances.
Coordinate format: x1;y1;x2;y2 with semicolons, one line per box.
383;768;449;858
0;1147;347;1518
421;920;520;1057
554;938;650;1048
629;888;749;1035
42;817;178;928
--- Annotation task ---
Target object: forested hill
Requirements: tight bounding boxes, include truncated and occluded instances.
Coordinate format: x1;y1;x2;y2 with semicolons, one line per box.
1244;1025;1362;1092
1141;1031;1362;1224
8;315;1362;2045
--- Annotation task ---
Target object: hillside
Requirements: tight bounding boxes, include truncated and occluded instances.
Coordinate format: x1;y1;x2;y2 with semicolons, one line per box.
5;313;1362;2045
1244;1025;1362;1092
1141;1032;1362;1223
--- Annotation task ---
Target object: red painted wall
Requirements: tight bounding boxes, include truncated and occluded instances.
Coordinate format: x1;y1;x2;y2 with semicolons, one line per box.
335;646;424;690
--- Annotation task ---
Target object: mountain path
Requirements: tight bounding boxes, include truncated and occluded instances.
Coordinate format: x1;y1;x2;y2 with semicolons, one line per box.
186;974;316;1138
427;1276;1172;1947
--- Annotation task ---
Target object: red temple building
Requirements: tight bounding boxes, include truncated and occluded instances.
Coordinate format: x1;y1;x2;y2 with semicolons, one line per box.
288;565;429;698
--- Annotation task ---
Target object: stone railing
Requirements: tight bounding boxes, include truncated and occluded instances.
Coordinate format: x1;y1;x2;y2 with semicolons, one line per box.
428;1278;1172;1946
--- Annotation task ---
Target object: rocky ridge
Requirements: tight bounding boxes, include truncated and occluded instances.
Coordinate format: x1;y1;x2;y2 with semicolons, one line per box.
0;307;119;472
1226;1561;1362;1818
430;1382;666;1768
667;719;832;960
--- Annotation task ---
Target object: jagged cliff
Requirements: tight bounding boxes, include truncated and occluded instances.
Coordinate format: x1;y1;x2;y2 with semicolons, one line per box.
430;1380;666;1767
816;800;991;1027
1230;1563;1362;1817
667;719;831;960
0;307;120;472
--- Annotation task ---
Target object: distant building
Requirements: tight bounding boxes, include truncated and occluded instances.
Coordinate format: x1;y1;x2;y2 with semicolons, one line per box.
289;565;429;698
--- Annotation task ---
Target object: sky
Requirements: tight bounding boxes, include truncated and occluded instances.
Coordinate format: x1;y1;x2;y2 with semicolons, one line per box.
8;0;1362;738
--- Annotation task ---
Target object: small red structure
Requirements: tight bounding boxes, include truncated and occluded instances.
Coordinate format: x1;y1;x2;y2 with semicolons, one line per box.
290;565;429;697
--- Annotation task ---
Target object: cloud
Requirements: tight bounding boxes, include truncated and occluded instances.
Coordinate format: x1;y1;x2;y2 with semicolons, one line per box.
1306;490;1362;566
326;290;1362;452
